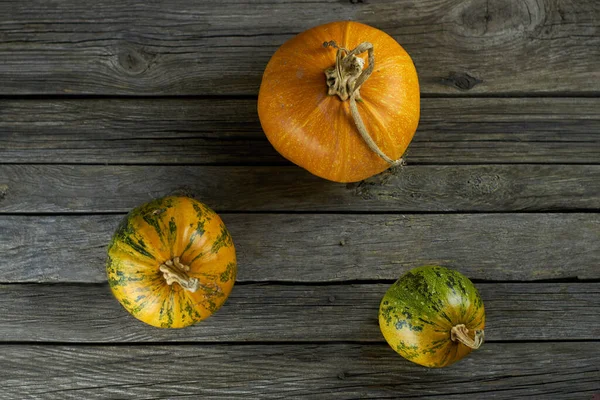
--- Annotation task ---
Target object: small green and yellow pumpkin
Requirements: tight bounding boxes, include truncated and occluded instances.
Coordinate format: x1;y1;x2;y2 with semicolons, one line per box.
379;266;485;367
106;196;236;328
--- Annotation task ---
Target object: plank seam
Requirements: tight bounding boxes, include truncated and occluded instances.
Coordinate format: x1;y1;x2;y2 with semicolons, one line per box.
1;93;600;100
1;161;599;166
2;210;599;216
0;339;597;347
1;278;599;286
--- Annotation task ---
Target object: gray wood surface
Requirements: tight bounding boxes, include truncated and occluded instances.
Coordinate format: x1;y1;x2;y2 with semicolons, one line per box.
2;0;598;396
1;0;598;95
0;283;597;342
1;343;598;399
1;165;599;213
1;214;598;283
1;98;598;164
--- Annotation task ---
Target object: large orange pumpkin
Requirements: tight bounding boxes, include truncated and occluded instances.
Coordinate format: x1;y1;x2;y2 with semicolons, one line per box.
106;196;236;328
258;21;420;183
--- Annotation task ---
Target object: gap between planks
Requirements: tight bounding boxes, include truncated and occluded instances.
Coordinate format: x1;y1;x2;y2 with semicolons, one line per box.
1;93;600;99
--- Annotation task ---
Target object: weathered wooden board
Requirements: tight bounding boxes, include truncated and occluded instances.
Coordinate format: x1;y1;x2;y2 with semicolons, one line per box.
1;0;598;95
0;283;597;342
1;98;598;164
1;214;598;283
1;343;598;399
1;165;599;213
2;0;597;396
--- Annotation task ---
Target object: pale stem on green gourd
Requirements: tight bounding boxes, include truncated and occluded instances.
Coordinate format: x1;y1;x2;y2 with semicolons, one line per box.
159;256;200;293
323;40;404;167
450;324;485;349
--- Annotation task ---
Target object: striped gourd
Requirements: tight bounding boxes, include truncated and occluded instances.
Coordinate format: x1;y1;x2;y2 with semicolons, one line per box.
379;266;485;367
106;196;236;328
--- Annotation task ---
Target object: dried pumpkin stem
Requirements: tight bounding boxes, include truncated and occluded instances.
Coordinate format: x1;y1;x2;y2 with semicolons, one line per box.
450;324;484;349
323;40;403;167
159;256;199;293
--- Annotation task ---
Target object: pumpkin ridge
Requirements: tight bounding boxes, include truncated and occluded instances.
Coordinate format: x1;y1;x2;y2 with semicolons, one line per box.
210;224;234;254
357;99;399;158
270;95;332;164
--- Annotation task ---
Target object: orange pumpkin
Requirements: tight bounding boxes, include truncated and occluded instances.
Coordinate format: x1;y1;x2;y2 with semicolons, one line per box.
258;21;420;183
106;196;236;328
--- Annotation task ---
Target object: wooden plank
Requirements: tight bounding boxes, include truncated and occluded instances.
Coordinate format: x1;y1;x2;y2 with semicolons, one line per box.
0;0;598;95
0;98;277;165
1;98;599;164
0;283;597;342
1;214;598;283
1;343;598;399
1;165;599;213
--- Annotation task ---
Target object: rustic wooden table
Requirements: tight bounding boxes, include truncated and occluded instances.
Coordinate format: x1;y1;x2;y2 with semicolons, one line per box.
1;1;599;398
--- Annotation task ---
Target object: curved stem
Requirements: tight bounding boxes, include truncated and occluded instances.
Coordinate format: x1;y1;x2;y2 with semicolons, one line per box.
349;96;403;166
323;41;403;167
159;256;199;293
451;324;484;349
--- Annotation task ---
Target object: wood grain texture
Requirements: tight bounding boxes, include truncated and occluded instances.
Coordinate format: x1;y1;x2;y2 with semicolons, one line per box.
1;343;598;399
1;97;599;164
0;283;597;342
0;0;598;95
1;164;599;213
1;214;598;283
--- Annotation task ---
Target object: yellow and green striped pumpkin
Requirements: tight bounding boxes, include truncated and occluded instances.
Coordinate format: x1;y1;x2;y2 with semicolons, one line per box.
379;266;485;367
106;196;236;328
